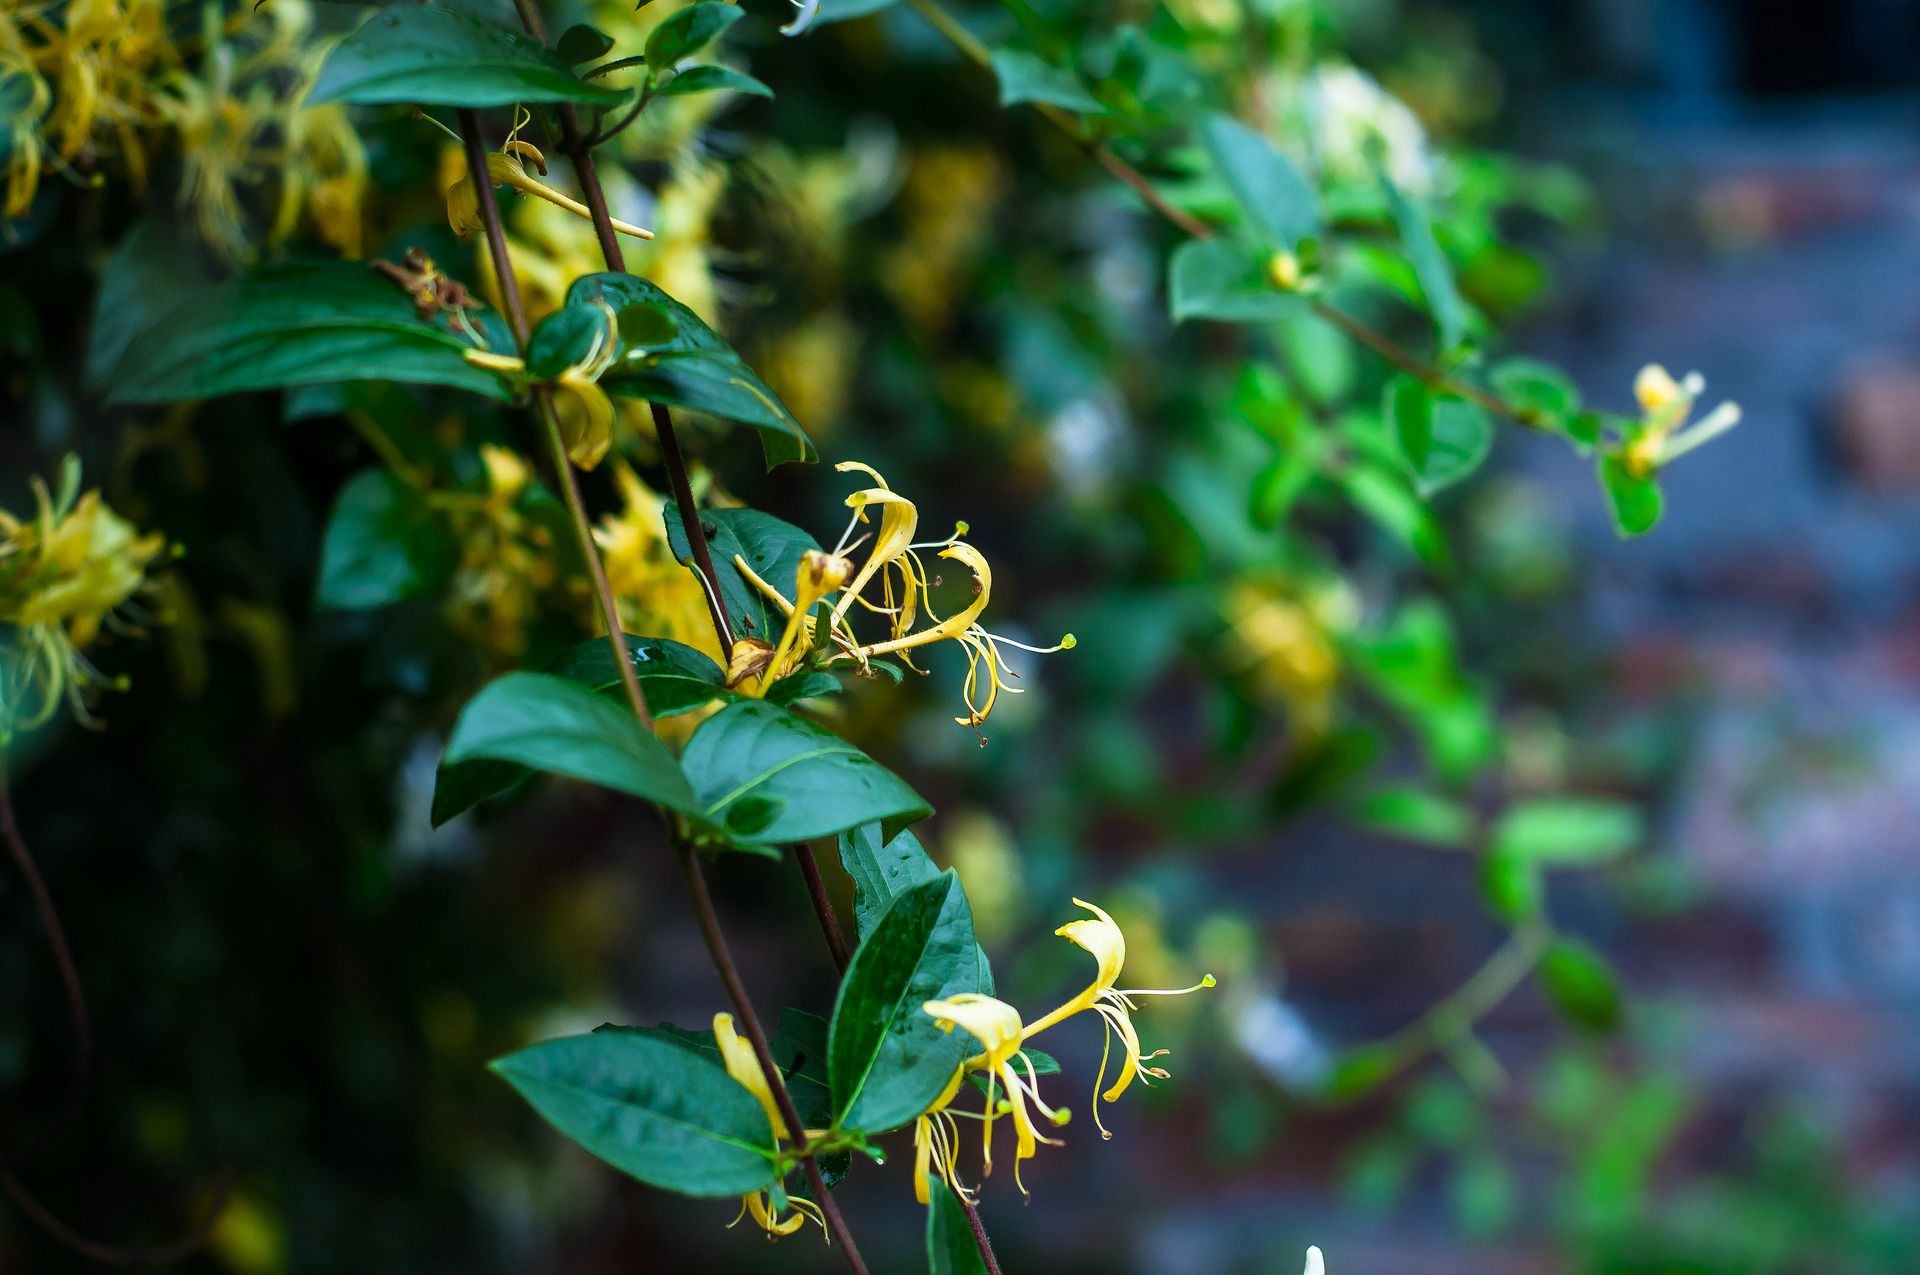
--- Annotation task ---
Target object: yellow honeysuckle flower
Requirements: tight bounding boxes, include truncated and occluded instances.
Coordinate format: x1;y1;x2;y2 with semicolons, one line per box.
725;460;1072;735
711;1013;825;1240
1626;363;1741;477
1020;899;1214;1137
922;993;1067;1195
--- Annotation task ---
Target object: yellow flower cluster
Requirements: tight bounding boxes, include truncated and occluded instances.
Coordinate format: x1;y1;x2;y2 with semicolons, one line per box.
916;899;1212;1201
2;0;367;261
728;461;1074;735
0;462;167;736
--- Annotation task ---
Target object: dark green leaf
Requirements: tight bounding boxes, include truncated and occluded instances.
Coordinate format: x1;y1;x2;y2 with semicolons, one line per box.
765;670;843;706
526;302;612;380
316;470;455;610
662;505;821;648
567;272;814;467
1201;114;1321;250
547;634;730;718
1387;379;1491;497
829;873;986;1134
658;64;774;98
681;701;930;849
432;637;728;827
101;262;512;405
990;49;1106;114
1380;174;1467;352
927;1167;989;1275
1168;239;1302;325
556;23;615;66
1537;937;1624;1032
1491;797;1641;866
596;1009;835;1130
313;5;624;107
1598;454;1662;537
645;2;743;67
491;1031;778;1197
443;672;700;813
837;823;942;940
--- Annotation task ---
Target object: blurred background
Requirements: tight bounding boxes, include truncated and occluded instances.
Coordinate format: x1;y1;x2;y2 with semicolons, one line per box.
4;0;1920;1271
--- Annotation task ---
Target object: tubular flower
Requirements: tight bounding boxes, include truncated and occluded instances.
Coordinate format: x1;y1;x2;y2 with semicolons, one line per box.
1020;899;1214;1137
911;1065;968;1206
711;1013;825;1239
922;994;1068;1196
732;460;1072;734
729;549;853;694
1625;363;1741;477
446;113;653;242
0;463;168;736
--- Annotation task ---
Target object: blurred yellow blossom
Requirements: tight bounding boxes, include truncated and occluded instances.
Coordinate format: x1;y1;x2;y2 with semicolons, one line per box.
1625;363;1740;477
1;461;168;735
441;445;559;662
594;466;725;667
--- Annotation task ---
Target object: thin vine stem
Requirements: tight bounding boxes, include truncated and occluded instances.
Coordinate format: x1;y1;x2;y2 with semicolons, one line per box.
678;842;869;1273
796;842;851;973
1367;917;1551;1085
907;0;1544;429
1;765;228;1263
458;106;868;1275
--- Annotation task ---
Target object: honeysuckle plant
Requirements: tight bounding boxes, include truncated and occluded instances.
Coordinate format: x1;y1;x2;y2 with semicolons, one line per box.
0;0;1745;1269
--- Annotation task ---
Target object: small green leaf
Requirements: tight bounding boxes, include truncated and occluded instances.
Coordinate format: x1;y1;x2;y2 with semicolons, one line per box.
765;669;843;706
927;1168;989;1275
1354;786;1474;847
1598;454;1662;537
682;701;930;849
1168;238;1302;325
990;49;1106;114
443;672;699;813
1491;797;1641;866
1380;174;1467;353
315;470;455;611
1478;848;1542;923
491;1031;779;1197
1489;356;1579;420
313;5;624;107
1200;114;1321;250
662;505;821;648
556;23;615;66
567;272;814;468
837;823;942;940
829;873;987;1134
1536;937;1624;1032
645;2;743;67
100;262;512;406
1384;375;1498;496
657;64;774;98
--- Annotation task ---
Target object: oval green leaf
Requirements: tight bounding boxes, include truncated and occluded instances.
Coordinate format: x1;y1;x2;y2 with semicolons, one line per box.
681;701;931;849
313;5;625;108
443;671;699;814
828;872;987;1135
491;1031;778;1197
